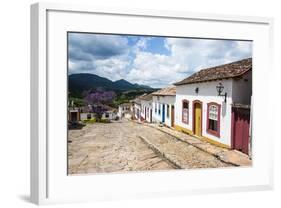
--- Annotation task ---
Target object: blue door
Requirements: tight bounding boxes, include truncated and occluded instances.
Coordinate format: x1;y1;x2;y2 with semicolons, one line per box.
162;104;165;123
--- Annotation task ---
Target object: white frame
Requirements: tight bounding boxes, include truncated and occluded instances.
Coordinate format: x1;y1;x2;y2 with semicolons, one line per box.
30;2;274;205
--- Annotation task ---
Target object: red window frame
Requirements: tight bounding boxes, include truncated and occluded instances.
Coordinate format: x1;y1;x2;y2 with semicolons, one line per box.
206;102;221;138
182;99;189;124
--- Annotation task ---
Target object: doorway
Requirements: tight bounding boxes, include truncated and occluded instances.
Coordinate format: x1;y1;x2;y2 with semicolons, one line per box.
231;107;250;154
193;101;202;137
171;105;175;127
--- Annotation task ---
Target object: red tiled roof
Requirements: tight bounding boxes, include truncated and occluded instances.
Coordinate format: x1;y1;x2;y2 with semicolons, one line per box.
174;58;252;86
139;93;153;101
152;86;176;96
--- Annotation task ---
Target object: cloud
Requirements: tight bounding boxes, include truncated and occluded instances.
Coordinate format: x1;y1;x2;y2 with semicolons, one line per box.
164;38;252;72
126;51;189;88
68;33;131;79
68;33;252;88
69;33;129;60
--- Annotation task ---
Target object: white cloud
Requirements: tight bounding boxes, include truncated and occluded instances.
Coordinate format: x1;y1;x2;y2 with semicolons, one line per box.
165;38;252;72
125;38;252;88
69;33;252;88
126;51;188;87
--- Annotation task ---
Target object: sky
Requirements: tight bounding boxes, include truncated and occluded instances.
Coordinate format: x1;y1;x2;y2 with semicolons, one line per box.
68;33;252;88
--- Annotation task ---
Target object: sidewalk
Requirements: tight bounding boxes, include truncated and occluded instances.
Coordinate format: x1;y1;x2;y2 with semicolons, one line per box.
140;122;252;167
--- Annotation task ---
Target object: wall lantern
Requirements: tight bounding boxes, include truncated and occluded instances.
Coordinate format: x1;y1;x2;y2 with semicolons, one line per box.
195;87;199;94
216;82;227;102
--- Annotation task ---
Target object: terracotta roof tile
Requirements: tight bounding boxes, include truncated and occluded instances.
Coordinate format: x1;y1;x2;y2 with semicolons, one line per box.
139;93;153;101
174;58;252;85
152;86;176;96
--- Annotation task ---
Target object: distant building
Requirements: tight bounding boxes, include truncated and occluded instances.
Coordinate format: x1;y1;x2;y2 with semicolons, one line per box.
174;58;252;154
68;107;80;123
152;86;176;127
78;104;118;121
139;93;153;123
118;103;132;119
68;100;80;123
80;105;95;120
101;106;118;120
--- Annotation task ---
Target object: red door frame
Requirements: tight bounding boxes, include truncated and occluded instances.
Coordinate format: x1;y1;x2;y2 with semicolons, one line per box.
206;102;221;138
192;100;203;136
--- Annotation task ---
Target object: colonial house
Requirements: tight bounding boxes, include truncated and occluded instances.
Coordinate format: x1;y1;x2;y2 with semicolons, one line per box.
68;107;80;123
139;93;153;123
68;100;81;123
101;107;118;121
174;58;252;155
118;103;132;119
80;105;95;120
152;86;176;127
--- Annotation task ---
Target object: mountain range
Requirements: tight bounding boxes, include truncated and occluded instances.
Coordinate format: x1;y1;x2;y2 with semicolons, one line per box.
68;73;152;97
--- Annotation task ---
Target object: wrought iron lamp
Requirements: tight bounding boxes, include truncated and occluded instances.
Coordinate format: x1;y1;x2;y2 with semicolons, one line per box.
216;82;227;102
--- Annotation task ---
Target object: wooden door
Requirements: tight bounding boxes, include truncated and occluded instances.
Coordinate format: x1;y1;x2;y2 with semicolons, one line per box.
171;105;175;127
194;103;202;136
232;107;250;154
71;112;77;122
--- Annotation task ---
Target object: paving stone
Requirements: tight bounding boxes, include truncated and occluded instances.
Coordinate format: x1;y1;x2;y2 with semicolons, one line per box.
68;119;251;175
145;123;252;167
68;119;175;174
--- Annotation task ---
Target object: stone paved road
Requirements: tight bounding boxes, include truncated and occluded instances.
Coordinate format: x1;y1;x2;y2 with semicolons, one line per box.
68;120;176;174
68;119;231;175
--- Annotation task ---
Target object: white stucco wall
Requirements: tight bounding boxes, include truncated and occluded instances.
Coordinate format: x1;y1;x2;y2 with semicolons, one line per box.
134;103;141;120
80;112;95;120
152;95;175;127
140;100;152;122
175;79;234;146
101;111;117;120
118;104;131;118
232;71;252;105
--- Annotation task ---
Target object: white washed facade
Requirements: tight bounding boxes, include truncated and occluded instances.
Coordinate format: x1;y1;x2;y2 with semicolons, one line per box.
140;99;153;123
175;71;252;147
152;95;175;127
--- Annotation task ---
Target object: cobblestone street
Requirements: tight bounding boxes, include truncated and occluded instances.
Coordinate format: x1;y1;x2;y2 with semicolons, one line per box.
68;119;232;174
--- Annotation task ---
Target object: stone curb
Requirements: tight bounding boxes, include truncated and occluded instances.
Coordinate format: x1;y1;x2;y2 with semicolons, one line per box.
131;120;250;166
138;135;182;169
151;126;239;166
156;126;252;166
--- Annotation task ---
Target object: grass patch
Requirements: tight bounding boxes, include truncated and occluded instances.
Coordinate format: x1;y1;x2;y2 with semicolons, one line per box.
82;118;97;124
82;117;111;124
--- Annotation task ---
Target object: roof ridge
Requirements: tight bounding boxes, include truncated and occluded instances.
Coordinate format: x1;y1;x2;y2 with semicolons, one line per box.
174;58;252;86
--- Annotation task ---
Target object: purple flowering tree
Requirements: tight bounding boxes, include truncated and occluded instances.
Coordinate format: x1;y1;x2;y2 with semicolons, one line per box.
83;88;116;120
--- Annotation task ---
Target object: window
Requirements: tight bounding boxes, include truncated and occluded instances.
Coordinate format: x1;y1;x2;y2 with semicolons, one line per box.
105;113;109;118
155;103;157;113
87;113;92;119
167;104;170;118
182;100;189;124
158;103;161;115
207;103;221;137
